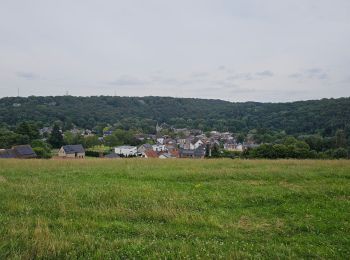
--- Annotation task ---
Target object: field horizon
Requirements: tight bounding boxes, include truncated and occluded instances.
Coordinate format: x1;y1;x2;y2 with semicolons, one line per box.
1;159;349;258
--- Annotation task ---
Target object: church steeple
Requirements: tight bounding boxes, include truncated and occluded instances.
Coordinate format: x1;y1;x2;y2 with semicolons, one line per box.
156;122;162;133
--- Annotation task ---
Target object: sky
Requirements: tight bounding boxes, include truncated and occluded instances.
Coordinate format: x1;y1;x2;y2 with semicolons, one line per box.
0;0;349;102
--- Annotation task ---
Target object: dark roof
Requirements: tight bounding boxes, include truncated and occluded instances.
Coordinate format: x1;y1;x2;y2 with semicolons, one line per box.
141;143;152;149
179;149;194;156
12;145;37;159
179;147;206;158
194;148;206;157
104;153;121;159
0;149;16;158
62;144;85;154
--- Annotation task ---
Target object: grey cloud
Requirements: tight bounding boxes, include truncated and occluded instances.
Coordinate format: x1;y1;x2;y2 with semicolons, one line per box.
190;72;210;78
289;73;303;79
289;68;328;80
226;70;274;81
108;75;150;86
17;72;40;80
256;70;274;77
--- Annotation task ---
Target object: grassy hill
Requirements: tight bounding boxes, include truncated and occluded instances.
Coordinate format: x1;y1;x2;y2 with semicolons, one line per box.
0;159;349;258
1;96;349;135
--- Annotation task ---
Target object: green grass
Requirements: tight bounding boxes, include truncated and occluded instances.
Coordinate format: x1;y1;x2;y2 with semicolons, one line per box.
0;159;349;259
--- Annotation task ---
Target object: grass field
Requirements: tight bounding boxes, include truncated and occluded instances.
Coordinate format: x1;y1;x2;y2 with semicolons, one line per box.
0;159;349;259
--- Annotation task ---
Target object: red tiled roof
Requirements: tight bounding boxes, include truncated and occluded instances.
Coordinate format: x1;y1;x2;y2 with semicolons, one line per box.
144;150;158;158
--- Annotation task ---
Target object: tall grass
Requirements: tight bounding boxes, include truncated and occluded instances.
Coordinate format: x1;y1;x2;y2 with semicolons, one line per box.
0;159;349;258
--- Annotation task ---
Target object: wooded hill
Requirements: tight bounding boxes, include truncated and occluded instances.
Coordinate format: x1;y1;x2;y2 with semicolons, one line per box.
0;96;349;136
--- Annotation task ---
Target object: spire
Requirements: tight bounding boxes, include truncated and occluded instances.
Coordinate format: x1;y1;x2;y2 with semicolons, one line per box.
156;122;162;133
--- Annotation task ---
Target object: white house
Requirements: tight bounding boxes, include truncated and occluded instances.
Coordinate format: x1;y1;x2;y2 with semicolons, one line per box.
114;146;137;157
235;144;244;151
156;138;165;144
152;144;166;152
193;139;204;149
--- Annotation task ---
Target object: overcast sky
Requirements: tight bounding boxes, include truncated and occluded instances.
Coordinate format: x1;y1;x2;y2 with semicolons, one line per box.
0;0;349;102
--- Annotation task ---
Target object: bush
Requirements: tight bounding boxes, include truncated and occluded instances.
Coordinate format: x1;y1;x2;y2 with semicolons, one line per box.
31;139;52;159
332;148;348;159
33;147;52;159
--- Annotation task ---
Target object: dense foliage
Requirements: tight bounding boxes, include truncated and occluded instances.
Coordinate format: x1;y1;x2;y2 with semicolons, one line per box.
1;96;349;135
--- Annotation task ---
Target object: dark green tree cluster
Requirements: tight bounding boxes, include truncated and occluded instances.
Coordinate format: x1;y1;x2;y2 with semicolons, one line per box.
0;96;349;135
242;134;349;159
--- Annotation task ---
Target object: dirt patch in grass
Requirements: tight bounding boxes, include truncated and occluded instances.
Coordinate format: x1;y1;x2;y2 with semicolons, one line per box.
0;175;7;183
245;180;267;186
236;216;285;232
278;181;302;191
237;216;271;231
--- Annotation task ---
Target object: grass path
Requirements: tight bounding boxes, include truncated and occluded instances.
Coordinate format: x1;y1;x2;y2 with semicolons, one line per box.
0;159;349;258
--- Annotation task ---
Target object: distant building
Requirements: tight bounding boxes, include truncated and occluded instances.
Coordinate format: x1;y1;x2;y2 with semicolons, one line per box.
115;146;137;157
0;145;37;159
39;127;52;136
142;150;158;158
179;147;206;159
137;143;153;154
104;153;121;159
152;144;166;152
58;145;85;159
159;153;176;159
156;138;165;144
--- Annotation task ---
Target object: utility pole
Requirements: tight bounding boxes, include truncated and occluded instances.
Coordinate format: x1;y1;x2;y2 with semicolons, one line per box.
17;88;20;97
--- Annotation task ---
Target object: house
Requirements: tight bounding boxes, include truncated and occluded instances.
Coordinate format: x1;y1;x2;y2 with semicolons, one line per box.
0;149;15;158
104;153;121;159
103;130;113;137
152;144;167;152
235;144;244;151
115;146;137;157
13;145;38;159
243;143;259;150
181;138;195;150
159;153;176;159
82;129;94;137
156;138;165;145
224;143;237;151
169;149;180;158
0;145;37;159
39;127;52;136
179;147;206;159
177;138;187;146
142;150;158;158
165;144;177;151
58;144;85;158
193;139;204;149
137;143;153;154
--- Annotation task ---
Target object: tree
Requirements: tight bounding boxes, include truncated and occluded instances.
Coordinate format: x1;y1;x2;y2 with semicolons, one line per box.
31;140;52;158
15;122;39;142
48;124;64;148
335;129;347;148
332;148;348;159
0;128;29;148
211;144;221;158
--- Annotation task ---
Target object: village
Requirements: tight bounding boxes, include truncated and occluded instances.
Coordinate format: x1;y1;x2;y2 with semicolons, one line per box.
0;123;259;159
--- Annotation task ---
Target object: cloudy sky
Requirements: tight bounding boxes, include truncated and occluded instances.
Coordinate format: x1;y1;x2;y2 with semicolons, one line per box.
0;0;349;102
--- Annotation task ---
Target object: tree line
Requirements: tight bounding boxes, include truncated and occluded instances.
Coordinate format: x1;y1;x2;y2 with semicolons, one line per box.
0;96;349;136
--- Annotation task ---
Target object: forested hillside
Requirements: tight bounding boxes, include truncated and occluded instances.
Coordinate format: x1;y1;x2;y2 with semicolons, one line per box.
0;96;349;136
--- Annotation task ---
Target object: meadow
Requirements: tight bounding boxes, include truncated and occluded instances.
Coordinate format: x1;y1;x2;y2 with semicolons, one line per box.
0;159;349;259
